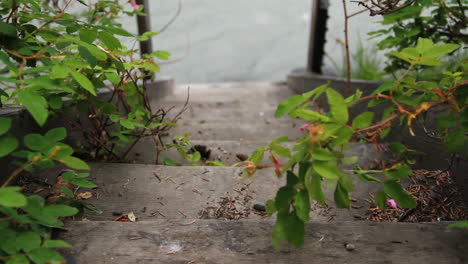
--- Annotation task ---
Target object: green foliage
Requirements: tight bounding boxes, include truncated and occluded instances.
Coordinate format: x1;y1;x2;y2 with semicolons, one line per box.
0;117;98;263
369;0;467;74
247;38;466;249
327;39;386;80
0;0;187;262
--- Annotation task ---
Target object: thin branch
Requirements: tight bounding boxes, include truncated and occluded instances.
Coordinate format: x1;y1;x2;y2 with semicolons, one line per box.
342;0;352;96
355;113;399;133
157;0;182;34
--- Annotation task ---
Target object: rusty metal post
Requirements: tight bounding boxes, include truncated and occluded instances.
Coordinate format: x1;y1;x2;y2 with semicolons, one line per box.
135;0;153;56
307;0;328;74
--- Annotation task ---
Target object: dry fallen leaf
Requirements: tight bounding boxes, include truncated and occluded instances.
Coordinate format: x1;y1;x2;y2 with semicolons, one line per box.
127;211;136;222
76;192;93;199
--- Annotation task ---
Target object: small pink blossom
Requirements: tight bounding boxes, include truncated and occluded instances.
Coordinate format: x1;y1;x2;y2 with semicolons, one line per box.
387;199;397;209
299;124;309;132
130;0;139;10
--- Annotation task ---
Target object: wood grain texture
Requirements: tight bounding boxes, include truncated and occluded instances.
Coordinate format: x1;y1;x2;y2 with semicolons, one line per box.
59;220;468;264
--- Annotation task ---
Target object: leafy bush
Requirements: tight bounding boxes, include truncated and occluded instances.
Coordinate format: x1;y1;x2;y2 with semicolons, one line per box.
0;0;196;262
368;0;467;74
244;38;466;249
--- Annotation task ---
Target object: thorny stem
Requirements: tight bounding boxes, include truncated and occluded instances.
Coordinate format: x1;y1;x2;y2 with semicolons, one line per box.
342;0;352;96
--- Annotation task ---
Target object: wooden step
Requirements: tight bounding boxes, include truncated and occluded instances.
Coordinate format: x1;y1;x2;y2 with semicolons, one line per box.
58;220;468;264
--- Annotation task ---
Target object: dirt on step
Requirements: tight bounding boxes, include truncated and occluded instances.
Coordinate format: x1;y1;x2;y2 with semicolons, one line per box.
367;169;468;222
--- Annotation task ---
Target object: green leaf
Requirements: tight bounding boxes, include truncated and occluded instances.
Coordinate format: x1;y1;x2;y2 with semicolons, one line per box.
334;181;350;209
0;117;12;136
27;248;64;264
270;143;291;158
383;180;417;208
372;81;393;95
162;157;181;166
103;26;133;37
305;169;325;204
105;72;121;85
426;44;460;58
42;240;72;248
45;127;67;142
79;29;97;43
326;89;348;124
448;221;468;229
329;127;353;148
70;71;96;96
311;148;335;161
294;190;310;222
416;56;443;66
275;186;296;212
48;95;63;109
24;134;48;152
271;136;289;144
302;83;329;101
286;171;299;187
43;205;78;217
415;38;433;54
1;229;18;255
0;187;27;207
356;171;381;183
6;254;29;264
50;64;69;79
78;46;97;67
384;164;412;179
16;232;41;252
99;31;122;50
58;186;74;197
313;160;340;179
389;51;414;64
275;95;306;118
375;191;387;210
290;109;330;122
60;156;90;170
17;90;48;126
205;160;226;166
0;136;19;158
151;50;171;60
0;21;17;37
352;111;375;129
342;156;358;165
266;199;277;216
276;211;305;248
248;146;266;165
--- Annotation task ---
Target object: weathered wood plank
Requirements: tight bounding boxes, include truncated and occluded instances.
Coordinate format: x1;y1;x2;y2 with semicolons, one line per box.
83;162;380;221
59;220;468;264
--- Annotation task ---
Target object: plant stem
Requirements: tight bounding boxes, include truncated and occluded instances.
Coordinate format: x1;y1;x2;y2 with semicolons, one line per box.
1;164;28;188
354;113;399;134
342;0;351;96
390;64;414;96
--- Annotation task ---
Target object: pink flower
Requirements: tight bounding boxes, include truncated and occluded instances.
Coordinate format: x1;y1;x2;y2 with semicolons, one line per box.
130;0;139;10
387;199;397;209
299;124;309;132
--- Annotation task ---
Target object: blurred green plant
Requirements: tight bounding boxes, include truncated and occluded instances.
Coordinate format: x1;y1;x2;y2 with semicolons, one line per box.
368;0;467;74
327;38;386;81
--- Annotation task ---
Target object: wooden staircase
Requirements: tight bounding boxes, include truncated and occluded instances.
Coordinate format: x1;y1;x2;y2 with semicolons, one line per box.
58;82;468;263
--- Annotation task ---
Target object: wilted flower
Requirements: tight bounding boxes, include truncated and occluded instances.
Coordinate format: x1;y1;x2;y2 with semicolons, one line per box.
130;0;139;10
387;199;397;209
299;124;309;132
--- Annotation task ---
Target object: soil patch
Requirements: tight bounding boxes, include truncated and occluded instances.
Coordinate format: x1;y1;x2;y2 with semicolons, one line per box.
367;169;468;222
